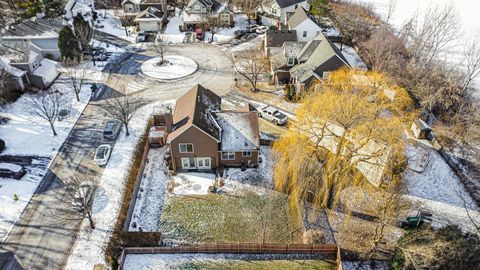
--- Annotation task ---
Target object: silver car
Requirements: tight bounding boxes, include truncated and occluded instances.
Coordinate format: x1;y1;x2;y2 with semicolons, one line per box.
94;144;112;166
259;106;288;126
103;120;121;140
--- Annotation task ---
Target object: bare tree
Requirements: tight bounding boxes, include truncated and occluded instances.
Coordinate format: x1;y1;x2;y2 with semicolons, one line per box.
56;176;98;229
233;0;261;24
460;33;480;94
114;8;132;36
385;0;397;23
27;91;61;136
101;93;144;136
227;49;269;92
404;3;461;69
73;14;93;51
63;58;89;101
155;36;169;65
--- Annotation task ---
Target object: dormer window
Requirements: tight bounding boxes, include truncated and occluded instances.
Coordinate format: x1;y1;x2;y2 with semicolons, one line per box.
287;58;295;66
32;60;38;69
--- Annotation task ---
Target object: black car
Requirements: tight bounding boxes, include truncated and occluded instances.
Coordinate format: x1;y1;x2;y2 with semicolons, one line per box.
103;120;122;140
234;30;249;39
0;163;27;180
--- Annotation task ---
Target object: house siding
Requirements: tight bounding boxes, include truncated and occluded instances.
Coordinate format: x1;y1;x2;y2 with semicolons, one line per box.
293;19;322;42
170;126;219;171
280;1;309;24
219;150;259;167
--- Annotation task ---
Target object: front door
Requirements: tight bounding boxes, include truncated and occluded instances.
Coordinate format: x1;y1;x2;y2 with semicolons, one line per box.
196;157;211;170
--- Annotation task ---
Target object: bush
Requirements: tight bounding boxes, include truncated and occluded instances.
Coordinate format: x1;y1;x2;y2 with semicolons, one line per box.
13;194;18;201
0;139;5;153
303;229;325;244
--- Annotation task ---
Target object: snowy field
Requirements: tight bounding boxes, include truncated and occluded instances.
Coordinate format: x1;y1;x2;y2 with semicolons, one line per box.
0;68;93;242
95;9;136;43
123;253;335;270
65;100;175;270
162;8;186;44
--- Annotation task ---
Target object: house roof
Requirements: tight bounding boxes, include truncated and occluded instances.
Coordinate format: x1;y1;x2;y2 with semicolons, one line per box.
270;41;305;70
0;57;26;77
215;111;260;151
134;6;165;21
287;6;320;30
0;17;64;39
275;0;306;8
265;30;297;48
0;41;31;64
290;32;350;82
168;84;222;143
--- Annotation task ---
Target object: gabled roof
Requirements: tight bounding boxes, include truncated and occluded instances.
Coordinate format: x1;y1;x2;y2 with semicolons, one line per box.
0;41;31;63
275;0;306;8
290;32;350;82
265;30;297;48
134;6;165;21
168;84;222;143
0;18;63;39
0;57;27;77
287;6;320;30
215;111;260;151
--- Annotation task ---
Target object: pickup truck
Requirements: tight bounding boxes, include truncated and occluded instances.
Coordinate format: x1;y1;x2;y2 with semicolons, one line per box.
259;106;288;126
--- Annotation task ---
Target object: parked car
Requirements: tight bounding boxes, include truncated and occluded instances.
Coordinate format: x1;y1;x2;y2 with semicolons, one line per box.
94;144;112;166
136;33;146;42
92;47;107;56
234;30;249;39
93;53;109;61
255;26;269;34
71;181;95;211
103;120;122;140
240;33;257;42
246;24;259;32
0;163;26;180
259;106;288;125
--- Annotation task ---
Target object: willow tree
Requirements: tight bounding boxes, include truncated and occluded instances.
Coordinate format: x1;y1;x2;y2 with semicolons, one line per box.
274;69;416;213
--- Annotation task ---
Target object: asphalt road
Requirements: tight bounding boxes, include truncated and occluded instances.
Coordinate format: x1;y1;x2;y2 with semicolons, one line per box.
0;43;236;270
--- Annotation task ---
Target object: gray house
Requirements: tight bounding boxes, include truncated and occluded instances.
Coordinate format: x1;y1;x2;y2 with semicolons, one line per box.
289;32;350;89
0;57;29;92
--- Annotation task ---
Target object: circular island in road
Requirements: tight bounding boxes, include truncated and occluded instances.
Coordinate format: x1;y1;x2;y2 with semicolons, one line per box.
141;55;198;80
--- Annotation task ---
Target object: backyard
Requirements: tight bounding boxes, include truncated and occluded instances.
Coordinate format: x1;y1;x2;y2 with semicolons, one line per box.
160;191;302;244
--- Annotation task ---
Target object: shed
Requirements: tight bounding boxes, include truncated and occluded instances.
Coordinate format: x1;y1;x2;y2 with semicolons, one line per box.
411;119;431;140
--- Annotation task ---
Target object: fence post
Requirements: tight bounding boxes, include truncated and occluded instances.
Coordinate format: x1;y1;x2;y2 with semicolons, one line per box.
311;244;315;254
286;244;289;253
260;243;263;254
172;246;175;254
237;242;240;254
216;242;218;253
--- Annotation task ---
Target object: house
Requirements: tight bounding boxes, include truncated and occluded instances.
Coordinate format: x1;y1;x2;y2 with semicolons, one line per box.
64;0;96;26
259;0;309;27
269;41;305;84
287;6;322;42
165;84;260;172
289;32;350;89
182;0;234;32
0;17;64;60
0;41;60;89
122;0;167;15
264;29;297;57
134;6;167;32
0;57;29;92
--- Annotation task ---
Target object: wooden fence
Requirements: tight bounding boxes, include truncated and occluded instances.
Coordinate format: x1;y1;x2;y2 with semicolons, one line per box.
118;243;341;270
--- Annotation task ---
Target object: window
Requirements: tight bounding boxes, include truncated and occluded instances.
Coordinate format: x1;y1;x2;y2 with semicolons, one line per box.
294;4;298;8
303;31;307;38
242;151;252;157
287;57;295;66
323;71;331;80
179;143;194;153
181;157;196;168
221;151;235;160
316;31;321;36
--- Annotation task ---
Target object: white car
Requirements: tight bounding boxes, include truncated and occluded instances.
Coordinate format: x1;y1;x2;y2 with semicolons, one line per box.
259;106;288;126
94;144;112;166
255;26;269;34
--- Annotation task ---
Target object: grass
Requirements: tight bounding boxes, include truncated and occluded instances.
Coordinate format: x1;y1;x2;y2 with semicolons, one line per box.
178;260;336;270
160;191;302;243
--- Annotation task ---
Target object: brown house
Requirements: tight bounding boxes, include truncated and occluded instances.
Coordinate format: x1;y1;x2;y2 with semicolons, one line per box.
165;84;260;172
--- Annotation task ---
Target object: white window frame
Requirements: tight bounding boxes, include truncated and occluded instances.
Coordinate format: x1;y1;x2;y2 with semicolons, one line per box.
287;57;295;66
323;71;331;80
242;151;252;157
303;31;307;38
181;157;196;169
179;143;194;153
221;151;235;160
196;157;211;169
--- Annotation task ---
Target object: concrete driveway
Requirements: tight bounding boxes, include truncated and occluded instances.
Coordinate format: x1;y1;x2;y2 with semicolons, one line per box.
0;43;235;270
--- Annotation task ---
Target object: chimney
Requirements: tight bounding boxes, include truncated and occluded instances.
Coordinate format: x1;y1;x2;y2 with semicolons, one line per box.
165;111;173;133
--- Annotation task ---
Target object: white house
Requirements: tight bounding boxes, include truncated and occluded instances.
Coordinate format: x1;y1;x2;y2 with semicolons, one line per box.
134;6;166;33
287;7;322;42
64;0;96;26
259;0;309;26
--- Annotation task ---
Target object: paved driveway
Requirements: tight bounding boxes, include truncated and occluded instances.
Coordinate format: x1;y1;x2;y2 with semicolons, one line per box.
0;43;235;270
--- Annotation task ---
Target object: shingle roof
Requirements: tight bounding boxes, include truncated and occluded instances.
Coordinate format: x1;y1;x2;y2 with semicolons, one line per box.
290;32;350;82
287;6;320;29
168;84;222;142
265;30;297;48
134;6;164;20
1;17;63;38
275;0;306;8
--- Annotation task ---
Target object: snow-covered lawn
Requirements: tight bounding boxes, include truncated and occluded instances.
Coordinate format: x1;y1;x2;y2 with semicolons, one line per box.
162;9;186;44
204;14;249;44
128;147;168;232
404;142;480;232
95;9;136;43
140;55;198;80
123;253;336;270
65;100;175;270
0;74;91;242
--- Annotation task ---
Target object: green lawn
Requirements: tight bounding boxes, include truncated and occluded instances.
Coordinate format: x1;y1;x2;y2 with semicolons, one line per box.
160;191;302;243
178;260;336;270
